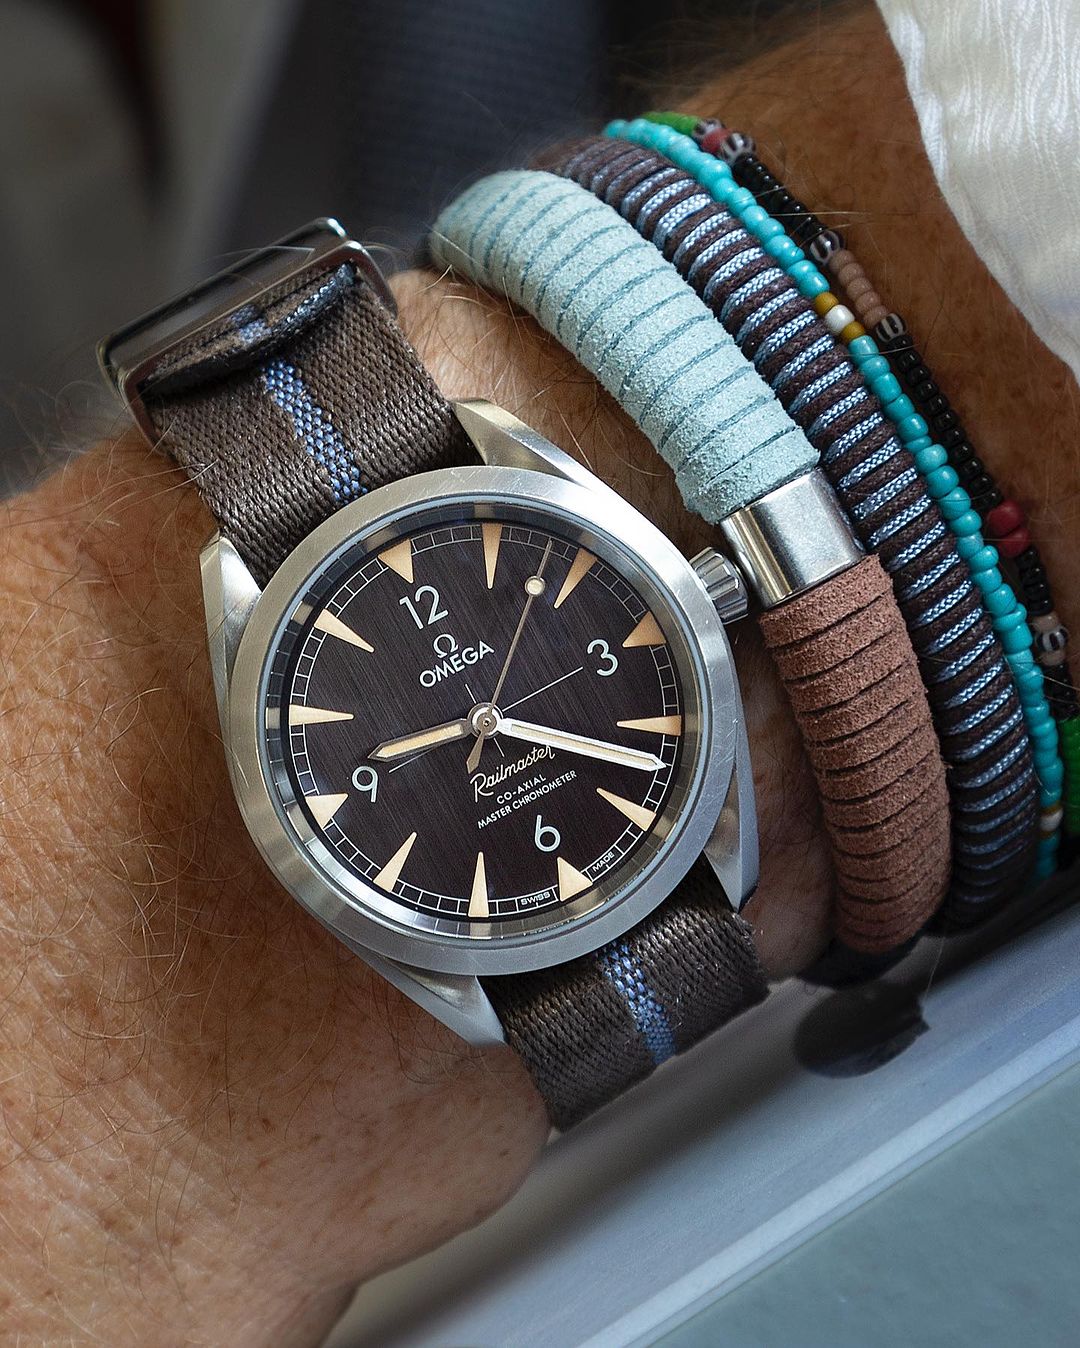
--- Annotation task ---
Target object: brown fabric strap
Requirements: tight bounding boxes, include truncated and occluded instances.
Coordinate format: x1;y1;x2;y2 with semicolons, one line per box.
144;261;474;587
759;555;951;951
484;860;768;1131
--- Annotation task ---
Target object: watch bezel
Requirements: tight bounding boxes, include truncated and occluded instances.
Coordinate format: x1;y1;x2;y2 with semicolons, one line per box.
226;462;740;975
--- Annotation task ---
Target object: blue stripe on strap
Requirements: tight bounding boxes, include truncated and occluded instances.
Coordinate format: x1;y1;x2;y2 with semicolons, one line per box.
262;357;365;504
597;939;676;1064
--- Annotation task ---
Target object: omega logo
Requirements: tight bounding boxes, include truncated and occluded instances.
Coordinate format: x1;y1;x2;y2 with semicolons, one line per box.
419;632;494;687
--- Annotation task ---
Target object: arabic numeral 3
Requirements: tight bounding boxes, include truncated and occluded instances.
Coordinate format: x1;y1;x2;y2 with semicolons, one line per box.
587;638;618;677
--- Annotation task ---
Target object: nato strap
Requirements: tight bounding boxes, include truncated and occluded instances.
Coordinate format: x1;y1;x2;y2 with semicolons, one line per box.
484;860;767;1131
136;239;769;1129
142;260;474;587
431;172;953;952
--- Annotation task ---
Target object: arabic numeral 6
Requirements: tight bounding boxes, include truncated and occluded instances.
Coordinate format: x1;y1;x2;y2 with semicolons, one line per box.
351;764;379;802
534;814;561;852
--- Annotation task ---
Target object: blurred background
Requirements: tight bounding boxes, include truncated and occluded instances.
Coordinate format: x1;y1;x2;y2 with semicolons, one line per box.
0;0;816;488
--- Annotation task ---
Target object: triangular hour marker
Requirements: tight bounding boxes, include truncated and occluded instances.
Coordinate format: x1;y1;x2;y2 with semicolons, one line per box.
596;787;657;831
481;523;502;589
468;851;489;918
374;832;417;891
557;857;592;902
305;792;348;829
553;548;596;609
379;539;414;583
289;705;354;725
616;715;683;736
312;609;374;652
623;612;665;648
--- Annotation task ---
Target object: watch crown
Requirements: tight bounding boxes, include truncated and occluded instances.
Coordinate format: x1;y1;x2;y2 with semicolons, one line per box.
690;548;749;624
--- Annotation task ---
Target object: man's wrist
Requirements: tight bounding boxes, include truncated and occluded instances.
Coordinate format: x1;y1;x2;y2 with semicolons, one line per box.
3;3;1077;1341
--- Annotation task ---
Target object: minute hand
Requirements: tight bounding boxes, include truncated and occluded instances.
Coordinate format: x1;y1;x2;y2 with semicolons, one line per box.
497;717;666;772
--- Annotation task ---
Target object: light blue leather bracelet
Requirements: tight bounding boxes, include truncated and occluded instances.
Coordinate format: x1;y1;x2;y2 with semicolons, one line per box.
431;170;817;521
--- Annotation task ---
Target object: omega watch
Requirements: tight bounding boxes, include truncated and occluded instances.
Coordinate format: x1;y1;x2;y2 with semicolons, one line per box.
99;219;767;1128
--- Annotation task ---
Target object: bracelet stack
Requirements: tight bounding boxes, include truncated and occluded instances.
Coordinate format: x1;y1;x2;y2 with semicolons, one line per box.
638;111;1078;884
537;128;1042;926
430;104;1074;954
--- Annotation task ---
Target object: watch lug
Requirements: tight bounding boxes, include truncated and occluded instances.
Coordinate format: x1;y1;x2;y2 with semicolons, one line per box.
340;941;506;1047
704;711;759;911
454;398;619;499
200;533;262;728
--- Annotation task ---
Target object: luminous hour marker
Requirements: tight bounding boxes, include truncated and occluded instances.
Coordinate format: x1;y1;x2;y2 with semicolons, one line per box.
596;787;657;831
482;523;502;589
313;609;374;652
553;548;596;609
305;792;347;829
616;715;683;736
623;612;665;648
374;832;417;891
557;857;592;902
289;705;354;725
379;539;414;583
468;851;489;918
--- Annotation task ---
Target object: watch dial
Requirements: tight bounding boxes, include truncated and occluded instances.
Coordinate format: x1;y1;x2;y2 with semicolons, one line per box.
265;511;696;934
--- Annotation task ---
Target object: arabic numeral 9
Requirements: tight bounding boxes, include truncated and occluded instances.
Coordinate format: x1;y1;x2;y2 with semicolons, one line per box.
534;814;561;852
351;765;379;802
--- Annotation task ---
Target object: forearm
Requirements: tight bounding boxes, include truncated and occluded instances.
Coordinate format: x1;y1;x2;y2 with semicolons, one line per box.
1;5;1076;1344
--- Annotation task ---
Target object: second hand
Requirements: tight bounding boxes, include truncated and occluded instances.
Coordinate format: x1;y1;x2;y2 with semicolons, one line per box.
466;540;554;773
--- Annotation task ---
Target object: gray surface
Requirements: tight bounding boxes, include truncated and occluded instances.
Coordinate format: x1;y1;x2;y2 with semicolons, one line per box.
328;892;1080;1346
663;1062;1080;1348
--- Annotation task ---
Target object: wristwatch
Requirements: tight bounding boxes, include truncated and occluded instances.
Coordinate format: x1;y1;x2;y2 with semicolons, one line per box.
99;218;766;1128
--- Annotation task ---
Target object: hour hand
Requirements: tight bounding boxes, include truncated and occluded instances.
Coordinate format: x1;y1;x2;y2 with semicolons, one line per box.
370;718;472;761
497;717;666;772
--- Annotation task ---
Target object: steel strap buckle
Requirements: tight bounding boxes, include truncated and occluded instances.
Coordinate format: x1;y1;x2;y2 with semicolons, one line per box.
97;217;395;445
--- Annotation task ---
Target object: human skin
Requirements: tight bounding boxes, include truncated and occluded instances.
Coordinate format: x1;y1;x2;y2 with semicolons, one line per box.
1;4;1077;1343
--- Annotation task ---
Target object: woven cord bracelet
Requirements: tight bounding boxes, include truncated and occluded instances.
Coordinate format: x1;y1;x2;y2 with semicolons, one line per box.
639;111;1075;879
542;130;1039;924
431;170;952;954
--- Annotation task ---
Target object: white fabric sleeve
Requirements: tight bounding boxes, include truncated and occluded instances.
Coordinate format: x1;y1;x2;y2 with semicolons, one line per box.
876;0;1080;387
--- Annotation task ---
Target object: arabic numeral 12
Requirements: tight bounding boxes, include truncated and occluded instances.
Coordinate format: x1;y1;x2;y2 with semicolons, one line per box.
399;585;449;629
